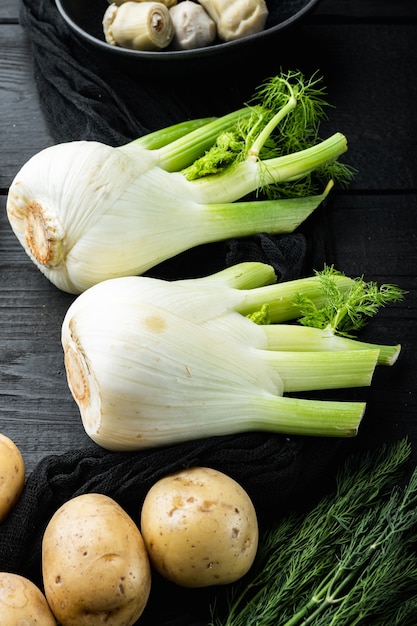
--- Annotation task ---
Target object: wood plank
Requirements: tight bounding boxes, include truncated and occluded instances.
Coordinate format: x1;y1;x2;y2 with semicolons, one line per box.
0;195;86;474
0;24;54;190
315;0;417;19
0;0;20;20
325;194;417;279
323;193;417;461
285;22;417;192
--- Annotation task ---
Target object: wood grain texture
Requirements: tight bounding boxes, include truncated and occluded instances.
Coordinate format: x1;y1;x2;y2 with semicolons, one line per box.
0;24;54;189
0;0;20;20
0;197;86;471
271;22;417;192
315;0;417;19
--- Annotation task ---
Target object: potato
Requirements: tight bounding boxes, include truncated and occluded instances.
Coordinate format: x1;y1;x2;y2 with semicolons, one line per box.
140;466;258;587
0;433;25;523
42;493;151;626
0;572;56;625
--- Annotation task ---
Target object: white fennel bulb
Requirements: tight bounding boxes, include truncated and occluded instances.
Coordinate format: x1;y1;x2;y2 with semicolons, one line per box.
61;263;401;451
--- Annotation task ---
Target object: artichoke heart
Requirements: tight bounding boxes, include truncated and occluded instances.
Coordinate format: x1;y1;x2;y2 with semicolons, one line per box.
103;1;175;51
169;1;216;50
199;0;269;41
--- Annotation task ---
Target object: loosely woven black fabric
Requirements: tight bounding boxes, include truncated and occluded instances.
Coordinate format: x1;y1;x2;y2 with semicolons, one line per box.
0;2;343;624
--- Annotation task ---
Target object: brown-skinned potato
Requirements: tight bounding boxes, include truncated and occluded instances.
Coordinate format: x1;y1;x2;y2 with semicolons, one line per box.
140;466;258;587
0;572;56;625
42;493;151;626
0;433;25;523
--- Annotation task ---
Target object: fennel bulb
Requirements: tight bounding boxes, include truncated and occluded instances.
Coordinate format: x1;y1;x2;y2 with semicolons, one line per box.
7;71;353;294
61;263;402;451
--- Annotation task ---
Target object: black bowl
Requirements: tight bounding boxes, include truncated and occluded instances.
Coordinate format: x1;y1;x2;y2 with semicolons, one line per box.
55;0;321;75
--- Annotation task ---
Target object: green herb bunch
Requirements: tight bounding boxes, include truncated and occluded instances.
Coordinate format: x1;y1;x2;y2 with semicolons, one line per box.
210;439;417;625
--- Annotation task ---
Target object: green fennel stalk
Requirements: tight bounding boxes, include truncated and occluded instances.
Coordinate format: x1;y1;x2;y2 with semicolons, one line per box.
210;439;417;626
240;264;405;366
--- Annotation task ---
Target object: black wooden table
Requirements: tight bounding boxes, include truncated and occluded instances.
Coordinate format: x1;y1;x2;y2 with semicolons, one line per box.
1;0;416;479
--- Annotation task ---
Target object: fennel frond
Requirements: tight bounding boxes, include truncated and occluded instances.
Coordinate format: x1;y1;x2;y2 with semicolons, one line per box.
294;264;407;337
182;69;356;198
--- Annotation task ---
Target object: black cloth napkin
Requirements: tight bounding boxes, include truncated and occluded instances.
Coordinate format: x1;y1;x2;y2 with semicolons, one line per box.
0;2;344;624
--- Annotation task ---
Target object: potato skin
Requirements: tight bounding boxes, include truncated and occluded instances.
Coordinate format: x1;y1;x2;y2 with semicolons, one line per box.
140;466;258;587
0;433;25;523
42;493;151;626
0;572;56;625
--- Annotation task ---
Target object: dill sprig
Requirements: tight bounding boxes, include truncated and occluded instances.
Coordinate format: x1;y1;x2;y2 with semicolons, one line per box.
210;439;417;626
293;265;407;338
